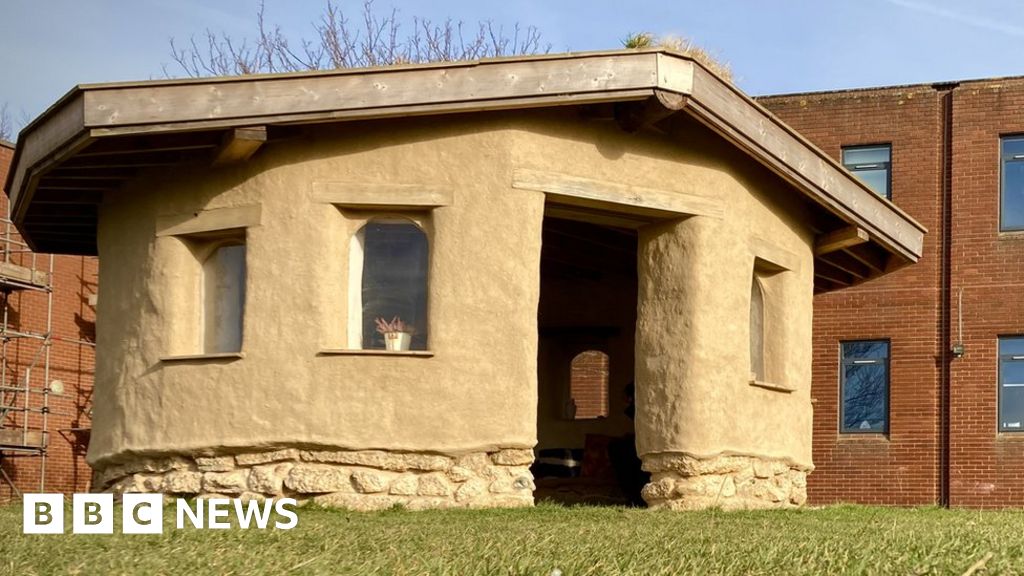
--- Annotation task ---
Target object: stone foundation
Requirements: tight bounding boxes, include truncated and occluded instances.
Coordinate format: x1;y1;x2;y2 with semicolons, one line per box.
92;448;536;511
641;453;810;510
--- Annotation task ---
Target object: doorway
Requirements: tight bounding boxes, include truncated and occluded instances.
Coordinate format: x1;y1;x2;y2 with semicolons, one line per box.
533;215;641;505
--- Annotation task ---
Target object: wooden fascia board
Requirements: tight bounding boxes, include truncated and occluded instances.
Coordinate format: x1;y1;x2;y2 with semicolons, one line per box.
80;52;668;129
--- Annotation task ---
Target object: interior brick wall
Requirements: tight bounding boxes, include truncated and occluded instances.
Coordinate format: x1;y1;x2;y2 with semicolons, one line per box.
569;350;610;419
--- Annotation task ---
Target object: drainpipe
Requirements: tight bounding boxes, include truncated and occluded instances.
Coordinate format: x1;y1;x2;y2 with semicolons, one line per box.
933;81;959;507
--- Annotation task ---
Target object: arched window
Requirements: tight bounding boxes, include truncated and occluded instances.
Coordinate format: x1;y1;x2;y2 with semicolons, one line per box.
569;350;609;419
203;243;246;353
750;276;765;382
350;220;428;351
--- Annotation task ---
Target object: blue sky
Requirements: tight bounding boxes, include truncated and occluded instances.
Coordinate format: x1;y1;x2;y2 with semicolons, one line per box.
3;0;1024;128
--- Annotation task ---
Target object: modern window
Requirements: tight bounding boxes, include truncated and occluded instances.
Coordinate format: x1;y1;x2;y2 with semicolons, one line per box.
840;340;889;433
750;276;766;382
1000;136;1024;231
569;350;610;419
842;145;892;200
350;219;429;351
202;242;246;353
998;337;1024;431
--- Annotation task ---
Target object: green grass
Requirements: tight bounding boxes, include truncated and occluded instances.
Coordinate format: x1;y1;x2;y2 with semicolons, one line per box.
1;502;1021;575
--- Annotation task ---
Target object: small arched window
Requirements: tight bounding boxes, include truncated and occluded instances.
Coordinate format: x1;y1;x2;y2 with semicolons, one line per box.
350;219;428;351
750;276;765;382
569;350;610;419
203;243;246;353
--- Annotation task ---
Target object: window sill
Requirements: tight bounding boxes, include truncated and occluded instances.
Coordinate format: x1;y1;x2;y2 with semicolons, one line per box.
318;349;434;358
837;433;889;442
160;352;245;363
998;230;1024;240
748;380;795;393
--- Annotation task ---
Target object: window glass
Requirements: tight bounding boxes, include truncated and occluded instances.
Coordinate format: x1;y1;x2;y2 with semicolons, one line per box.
203;243;246;353
1002;137;1024;231
841;340;889;433
569;350;609;419
842;145;892;199
1000;337;1024;431
359;221;428;350
750;277;765;382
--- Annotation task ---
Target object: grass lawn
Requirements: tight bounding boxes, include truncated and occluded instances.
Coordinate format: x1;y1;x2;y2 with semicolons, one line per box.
1;502;1021;575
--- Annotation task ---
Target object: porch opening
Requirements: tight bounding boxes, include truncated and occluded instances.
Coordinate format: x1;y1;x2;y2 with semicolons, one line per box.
533;215;644;506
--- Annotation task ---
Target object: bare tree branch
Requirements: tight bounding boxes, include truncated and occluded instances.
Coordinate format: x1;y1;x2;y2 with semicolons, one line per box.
167;0;550;77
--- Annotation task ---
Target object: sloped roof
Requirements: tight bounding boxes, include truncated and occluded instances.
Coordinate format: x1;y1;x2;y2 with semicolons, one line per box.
4;49;924;289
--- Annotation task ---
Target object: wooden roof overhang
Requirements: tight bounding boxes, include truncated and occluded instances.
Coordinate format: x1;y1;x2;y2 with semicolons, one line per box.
4;49;925;291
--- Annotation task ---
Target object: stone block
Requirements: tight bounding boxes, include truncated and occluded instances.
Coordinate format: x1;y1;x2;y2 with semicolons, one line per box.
285;465;351;494
203;471;248;494
163;470;203;494
447;466;474;483
417;473;452;497
351;470;391;494
389;475;418;496
196;456;235;473
249;463;292;495
455;478;487;503
490;449;534;466
235;449;300;467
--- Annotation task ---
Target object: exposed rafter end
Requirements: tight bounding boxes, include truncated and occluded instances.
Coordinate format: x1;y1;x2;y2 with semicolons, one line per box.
615;90;687;134
212;127;267;166
815;226;869;256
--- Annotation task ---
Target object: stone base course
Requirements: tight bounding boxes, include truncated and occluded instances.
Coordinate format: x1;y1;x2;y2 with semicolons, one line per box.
92;448;535;511
641;453;811;510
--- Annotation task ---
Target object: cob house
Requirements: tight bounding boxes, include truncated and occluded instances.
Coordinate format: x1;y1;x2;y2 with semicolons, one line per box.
4;50;924;510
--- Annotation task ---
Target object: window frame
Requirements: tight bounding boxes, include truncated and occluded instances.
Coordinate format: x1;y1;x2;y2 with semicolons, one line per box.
200;239;247;355
839;339;891;435
1000;135;1024;233
842;144;892;200
998;336;1024;433
347;215;431;352
749;275;766;383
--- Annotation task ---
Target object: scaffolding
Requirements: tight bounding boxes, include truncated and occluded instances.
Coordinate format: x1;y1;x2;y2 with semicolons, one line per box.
0;213;55;497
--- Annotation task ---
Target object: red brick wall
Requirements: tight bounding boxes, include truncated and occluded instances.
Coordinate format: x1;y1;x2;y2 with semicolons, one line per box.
762;78;1024;508
759;87;946;505
569;350;610;419
946;78;1024;508
0;142;96;500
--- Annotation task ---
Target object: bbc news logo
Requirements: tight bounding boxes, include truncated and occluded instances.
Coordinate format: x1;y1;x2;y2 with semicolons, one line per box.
23;494;298;534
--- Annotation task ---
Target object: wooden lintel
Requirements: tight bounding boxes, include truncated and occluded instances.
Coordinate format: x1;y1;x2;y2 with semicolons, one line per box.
514;168;722;220
815;226;869;256
212;127;267;166
312;182;453;209
156;204;261;237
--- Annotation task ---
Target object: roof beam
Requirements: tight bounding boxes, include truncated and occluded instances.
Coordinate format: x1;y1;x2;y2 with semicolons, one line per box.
212;127;267;166
615;90;687;133
815;226;869;256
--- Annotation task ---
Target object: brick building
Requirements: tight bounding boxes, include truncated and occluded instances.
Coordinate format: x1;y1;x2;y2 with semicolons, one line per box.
760;76;1024;508
0;139;97;500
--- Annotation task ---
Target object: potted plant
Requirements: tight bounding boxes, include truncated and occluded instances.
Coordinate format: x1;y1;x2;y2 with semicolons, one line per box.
375;316;415;351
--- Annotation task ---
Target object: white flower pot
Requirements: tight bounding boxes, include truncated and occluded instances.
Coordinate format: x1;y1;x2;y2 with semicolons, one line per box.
384;332;412;351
